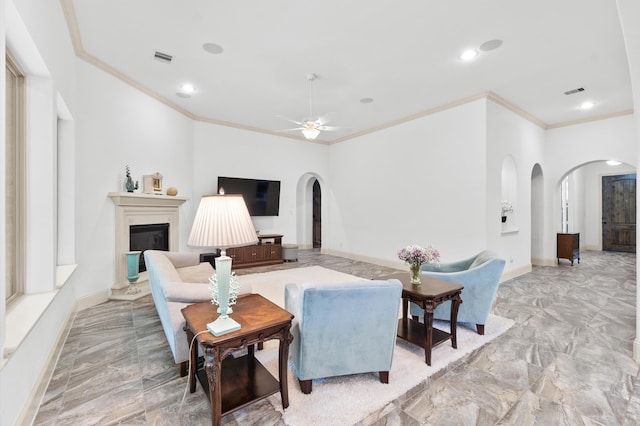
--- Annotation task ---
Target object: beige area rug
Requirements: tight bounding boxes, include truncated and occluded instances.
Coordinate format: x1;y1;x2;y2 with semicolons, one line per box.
238;265;369;308
238;266;514;426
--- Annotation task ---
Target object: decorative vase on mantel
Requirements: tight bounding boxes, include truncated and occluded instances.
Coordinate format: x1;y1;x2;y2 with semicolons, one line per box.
410;264;422;284
125;175;136;192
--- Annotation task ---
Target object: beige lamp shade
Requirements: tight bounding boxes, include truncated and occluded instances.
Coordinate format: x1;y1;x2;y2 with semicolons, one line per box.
188;194;258;249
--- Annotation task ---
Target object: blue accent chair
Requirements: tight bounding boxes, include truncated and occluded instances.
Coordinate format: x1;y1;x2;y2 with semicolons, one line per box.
410;250;506;335
285;279;402;394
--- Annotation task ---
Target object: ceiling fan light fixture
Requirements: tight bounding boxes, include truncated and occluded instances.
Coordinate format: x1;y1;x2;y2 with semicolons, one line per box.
460;49;478;61
301;124;320;140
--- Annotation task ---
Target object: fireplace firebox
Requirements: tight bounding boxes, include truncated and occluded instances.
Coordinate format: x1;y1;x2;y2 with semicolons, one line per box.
130;223;169;272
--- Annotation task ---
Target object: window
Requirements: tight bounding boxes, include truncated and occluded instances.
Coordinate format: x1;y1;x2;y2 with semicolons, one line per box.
5;52;25;303
561;176;569;233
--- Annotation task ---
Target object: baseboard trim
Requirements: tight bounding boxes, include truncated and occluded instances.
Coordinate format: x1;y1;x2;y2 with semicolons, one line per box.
75;289;110;311
501;264;532;282
531;257;558;266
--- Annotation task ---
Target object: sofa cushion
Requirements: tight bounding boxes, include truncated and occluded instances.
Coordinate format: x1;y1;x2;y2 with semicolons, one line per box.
176;262;214;283
161;281;211;303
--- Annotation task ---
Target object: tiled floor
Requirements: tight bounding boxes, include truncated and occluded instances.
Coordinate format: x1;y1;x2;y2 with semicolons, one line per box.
33;250;639;425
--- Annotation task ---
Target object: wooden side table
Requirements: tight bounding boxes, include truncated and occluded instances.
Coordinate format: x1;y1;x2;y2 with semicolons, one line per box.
386;272;463;366
182;294;293;426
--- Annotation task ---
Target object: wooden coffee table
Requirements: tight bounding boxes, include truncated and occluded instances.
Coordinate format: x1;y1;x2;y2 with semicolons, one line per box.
386;272;463;366
182;293;293;426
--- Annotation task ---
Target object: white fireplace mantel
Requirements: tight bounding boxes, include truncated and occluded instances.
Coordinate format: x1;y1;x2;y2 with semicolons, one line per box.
109;192;189;299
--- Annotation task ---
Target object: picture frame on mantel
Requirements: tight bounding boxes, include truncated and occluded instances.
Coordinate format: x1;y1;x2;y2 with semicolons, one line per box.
143;172;163;195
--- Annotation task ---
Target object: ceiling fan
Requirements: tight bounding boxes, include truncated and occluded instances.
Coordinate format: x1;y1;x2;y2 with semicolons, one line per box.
278;73;341;140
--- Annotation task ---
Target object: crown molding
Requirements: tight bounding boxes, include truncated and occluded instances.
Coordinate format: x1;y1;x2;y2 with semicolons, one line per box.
486;92;547;128
194;116;331;145
546;109;634;129
328;93;491;144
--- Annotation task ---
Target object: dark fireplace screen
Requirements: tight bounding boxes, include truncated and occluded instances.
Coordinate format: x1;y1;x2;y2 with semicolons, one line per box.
129;223;169;272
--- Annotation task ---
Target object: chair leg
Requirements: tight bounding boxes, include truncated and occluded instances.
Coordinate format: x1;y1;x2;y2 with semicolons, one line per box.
411;315;419;321
179;361;188;377
299;379;312;394
379;371;389;384
476;324;485;335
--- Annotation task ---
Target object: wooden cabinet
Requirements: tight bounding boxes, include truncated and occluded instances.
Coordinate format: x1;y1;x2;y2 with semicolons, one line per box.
557;233;580;265
225;234;284;269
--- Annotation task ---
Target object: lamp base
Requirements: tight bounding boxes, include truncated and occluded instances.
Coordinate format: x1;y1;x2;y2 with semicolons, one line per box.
206;316;241;336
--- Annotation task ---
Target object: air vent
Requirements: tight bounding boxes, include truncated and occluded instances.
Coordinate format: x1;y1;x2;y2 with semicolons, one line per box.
154;51;173;63
564;87;585;95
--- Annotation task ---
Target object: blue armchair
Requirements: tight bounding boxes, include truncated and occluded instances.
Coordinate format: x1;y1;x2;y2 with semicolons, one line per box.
285;279;402;394
410;250;505;335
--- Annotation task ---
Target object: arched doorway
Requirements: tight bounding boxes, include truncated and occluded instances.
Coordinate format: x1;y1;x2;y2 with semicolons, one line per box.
313;179;321;248
557;160;636;253
296;173;327;250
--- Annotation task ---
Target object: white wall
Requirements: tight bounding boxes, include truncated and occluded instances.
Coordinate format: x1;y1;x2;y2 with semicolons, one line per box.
486;100;545;276
72;60;195;303
327;99;488;268
192;122;329;246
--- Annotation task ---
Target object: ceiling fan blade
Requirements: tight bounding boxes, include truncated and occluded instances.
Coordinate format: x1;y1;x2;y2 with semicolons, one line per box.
315;112;336;126
276;115;303;126
276;127;304;132
317;125;342;131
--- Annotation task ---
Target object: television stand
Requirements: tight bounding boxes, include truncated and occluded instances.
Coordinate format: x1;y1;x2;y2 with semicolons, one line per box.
224;234;284;269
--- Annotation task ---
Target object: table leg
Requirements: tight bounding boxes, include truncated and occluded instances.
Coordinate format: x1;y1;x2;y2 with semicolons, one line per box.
423;308;434;366
450;295;461;349
278;325;293;409
204;347;223;426
186;327;197;393
402;297;408;320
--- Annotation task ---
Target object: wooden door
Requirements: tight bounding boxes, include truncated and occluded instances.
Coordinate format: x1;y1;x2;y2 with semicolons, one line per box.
602;174;636;252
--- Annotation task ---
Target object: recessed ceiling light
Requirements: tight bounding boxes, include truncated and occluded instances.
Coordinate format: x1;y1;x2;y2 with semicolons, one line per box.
479;39;503;51
180;83;195;94
578;101;595;110
360;97;374;104
460;49;478;61
203;43;224;54
606;160;622;166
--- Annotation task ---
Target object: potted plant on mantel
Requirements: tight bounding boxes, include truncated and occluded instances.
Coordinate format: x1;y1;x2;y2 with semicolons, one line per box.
501;200;513;223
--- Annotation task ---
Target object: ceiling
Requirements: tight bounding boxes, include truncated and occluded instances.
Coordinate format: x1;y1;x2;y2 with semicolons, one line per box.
64;0;633;143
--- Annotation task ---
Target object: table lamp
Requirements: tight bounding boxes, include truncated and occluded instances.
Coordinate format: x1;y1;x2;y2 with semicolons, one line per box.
188;193;258;336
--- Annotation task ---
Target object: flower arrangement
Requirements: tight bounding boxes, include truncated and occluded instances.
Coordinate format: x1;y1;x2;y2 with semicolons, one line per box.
501;200;513;215
398;244;440;283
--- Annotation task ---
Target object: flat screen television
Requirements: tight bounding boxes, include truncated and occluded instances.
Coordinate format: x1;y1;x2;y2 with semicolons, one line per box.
217;176;281;216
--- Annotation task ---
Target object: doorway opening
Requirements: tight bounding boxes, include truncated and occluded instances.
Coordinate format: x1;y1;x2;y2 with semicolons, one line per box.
313;179;321;248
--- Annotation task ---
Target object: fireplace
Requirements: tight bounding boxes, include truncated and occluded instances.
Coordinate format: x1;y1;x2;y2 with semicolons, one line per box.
109;192;188;299
130;223;169;272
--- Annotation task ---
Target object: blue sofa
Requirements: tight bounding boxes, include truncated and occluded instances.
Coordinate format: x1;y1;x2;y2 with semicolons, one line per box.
285;279;402;394
411;250;505;335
